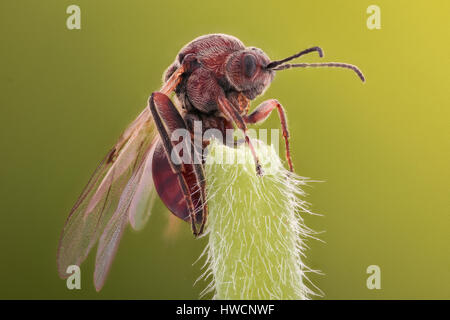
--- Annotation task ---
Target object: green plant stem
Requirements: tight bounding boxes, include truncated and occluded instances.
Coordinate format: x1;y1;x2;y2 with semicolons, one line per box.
202;140;316;299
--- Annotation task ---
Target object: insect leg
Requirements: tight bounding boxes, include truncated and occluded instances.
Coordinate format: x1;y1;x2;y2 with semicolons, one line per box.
149;92;207;236
245;99;294;172
217;95;264;176
192;148;208;235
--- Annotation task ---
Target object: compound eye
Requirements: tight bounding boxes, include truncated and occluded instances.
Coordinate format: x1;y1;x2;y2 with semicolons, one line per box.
243;54;257;78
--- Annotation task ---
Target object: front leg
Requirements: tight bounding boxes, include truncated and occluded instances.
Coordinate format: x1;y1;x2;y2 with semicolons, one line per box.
185;68;262;176
217;94;264;176
245;99;294;172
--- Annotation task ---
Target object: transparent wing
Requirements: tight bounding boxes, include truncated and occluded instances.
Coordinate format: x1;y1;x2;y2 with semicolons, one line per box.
128;141;158;230
57;107;158;281
94;141;157;290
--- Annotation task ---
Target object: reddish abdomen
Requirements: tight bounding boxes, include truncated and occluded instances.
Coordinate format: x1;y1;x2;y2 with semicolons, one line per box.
151;142;200;222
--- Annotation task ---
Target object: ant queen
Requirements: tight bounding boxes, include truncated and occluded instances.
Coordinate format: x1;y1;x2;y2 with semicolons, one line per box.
57;34;364;290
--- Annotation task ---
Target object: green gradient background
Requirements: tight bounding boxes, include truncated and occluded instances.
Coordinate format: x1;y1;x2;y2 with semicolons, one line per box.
0;0;448;299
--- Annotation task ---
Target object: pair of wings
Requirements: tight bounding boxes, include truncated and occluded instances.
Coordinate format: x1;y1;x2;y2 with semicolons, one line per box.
57;107;160;291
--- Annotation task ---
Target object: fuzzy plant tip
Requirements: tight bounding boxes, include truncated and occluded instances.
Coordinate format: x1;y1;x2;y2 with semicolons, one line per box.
200;139;318;300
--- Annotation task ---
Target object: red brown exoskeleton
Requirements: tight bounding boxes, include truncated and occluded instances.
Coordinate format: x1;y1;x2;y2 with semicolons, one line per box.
57;34;365;290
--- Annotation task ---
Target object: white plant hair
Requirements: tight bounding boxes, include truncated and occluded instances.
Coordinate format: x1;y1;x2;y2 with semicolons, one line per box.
196;139;323;299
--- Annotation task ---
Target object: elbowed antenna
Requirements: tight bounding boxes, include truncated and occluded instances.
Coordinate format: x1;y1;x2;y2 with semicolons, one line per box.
266;46;365;82
272;62;366;82
266;46;324;69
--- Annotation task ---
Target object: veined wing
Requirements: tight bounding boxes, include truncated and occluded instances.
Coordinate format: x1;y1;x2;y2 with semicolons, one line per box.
57;107;158;283
94;140;158;290
128;140;158;230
